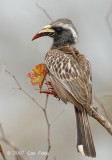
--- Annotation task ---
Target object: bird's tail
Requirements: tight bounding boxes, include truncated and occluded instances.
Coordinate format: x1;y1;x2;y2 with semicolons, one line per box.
75;106;96;157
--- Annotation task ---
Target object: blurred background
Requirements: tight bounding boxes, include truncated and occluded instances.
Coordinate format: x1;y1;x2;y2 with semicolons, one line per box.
0;0;112;160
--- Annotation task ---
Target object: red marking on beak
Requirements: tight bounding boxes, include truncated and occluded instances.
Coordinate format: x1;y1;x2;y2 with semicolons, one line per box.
32;32;44;41
32;25;55;41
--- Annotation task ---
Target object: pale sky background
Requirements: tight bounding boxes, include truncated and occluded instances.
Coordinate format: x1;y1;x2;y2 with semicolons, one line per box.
0;0;112;160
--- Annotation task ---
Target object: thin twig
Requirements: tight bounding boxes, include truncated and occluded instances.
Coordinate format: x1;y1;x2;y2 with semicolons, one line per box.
91;108;112;135
45;94;49;110
0;145;7;160
43;95;51;160
94;96;112;124
36;2;53;22
0;137;31;160
0;124;32;160
50;105;68;125
99;92;112;120
5;69;44;111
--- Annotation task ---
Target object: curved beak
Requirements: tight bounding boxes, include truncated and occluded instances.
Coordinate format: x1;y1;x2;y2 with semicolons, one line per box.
32;25;55;41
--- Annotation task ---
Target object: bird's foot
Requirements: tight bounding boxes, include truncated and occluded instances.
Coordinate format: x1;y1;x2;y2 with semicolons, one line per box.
45;81;54;90
40;90;57;98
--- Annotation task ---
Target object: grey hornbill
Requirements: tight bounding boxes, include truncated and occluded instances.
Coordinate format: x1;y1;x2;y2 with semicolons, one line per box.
32;19;96;157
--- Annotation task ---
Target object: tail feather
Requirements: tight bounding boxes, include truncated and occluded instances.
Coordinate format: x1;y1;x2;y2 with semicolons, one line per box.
75;106;96;157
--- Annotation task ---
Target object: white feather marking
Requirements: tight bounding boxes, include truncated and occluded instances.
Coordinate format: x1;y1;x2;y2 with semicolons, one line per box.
76;69;80;75
64;24;78;42
78;145;85;156
68;61;71;69
71;67;74;72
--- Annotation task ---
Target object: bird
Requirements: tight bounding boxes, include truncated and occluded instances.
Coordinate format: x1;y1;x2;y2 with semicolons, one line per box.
32;18;96;157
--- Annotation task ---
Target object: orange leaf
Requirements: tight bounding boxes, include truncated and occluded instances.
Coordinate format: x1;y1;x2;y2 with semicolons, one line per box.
27;64;47;90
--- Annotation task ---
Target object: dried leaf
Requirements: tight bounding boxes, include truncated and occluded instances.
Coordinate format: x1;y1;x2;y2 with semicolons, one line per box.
27;64;47;90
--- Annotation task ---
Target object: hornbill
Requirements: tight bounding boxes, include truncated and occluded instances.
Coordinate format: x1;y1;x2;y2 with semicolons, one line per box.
32;18;96;157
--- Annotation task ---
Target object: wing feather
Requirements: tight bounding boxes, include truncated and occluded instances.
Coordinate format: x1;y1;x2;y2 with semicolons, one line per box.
45;48;92;109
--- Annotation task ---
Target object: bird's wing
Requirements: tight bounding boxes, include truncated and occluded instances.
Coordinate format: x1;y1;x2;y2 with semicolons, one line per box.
45;48;92;108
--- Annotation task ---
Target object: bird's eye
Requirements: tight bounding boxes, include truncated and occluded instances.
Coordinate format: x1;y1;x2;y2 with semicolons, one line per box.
52;27;63;33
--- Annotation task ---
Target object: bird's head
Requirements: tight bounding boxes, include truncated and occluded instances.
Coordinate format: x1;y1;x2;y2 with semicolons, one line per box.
32;18;78;47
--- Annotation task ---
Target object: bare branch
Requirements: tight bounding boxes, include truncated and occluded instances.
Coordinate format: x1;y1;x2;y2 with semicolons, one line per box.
5;69;44;111
0;124;32;160
45;94;49;110
92;108;112;135
94;96;112;124
43;95;51;160
36;2;53;22
0;145;7;160
50;105;68;125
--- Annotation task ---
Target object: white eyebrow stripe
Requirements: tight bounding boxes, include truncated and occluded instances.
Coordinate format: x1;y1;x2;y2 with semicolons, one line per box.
56;23;78;43
64;24;78;42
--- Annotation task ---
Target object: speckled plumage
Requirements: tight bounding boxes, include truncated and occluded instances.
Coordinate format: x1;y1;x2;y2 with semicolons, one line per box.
45;46;93;110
